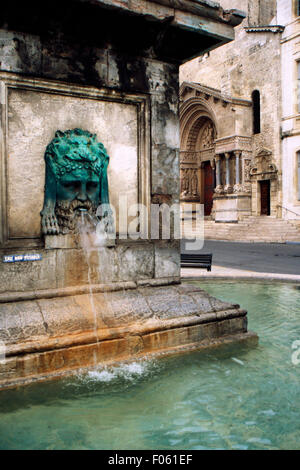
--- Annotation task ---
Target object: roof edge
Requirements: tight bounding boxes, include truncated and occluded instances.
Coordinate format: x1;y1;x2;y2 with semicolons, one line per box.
148;0;246;27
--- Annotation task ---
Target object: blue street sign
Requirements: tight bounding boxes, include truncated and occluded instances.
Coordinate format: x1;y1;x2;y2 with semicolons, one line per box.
2;254;42;263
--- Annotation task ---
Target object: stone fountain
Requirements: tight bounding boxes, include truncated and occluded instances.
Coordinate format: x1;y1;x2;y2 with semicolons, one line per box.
0;0;257;389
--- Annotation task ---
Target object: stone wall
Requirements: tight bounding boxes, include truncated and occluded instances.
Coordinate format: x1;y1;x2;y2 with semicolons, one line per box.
280;0;300;219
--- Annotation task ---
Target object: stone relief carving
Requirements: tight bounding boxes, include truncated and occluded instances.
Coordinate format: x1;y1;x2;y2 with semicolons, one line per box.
191;170;199;195
214;185;224;194
233;183;251;194
244;159;252;182
180;169;189;195
200;121;215;149
233;184;242;193
41;128;112;235
250;149;278;180
224;184;233;194
180;151;198;163
180;168;199;199
238;158;252;193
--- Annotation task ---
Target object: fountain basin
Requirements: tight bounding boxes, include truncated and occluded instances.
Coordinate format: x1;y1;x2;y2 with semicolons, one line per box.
0;283;257;389
1;281;298;451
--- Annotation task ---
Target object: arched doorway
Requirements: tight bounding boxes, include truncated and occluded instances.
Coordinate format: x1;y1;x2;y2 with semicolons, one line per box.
198;120;216;216
202;160;215;216
180;112;217;216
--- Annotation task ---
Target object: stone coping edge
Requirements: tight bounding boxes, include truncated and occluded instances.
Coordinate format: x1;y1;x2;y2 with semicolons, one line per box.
0;277;181;304
4;307;247;357
94;0;246;27
0;331;257;391
182;274;300;283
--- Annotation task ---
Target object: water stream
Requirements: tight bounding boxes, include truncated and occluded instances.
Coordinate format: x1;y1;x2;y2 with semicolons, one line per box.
76;209;118;361
77;210;100;359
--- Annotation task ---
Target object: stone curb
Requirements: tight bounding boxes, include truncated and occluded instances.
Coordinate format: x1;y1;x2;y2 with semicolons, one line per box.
181;266;300;283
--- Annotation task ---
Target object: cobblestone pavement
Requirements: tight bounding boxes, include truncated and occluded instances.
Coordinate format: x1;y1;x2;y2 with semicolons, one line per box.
181;240;300;281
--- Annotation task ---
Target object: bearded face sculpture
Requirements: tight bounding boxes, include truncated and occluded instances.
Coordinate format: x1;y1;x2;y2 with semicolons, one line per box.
41;129;111;235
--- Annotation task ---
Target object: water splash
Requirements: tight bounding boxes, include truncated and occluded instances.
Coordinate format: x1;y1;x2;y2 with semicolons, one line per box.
78;359;160;385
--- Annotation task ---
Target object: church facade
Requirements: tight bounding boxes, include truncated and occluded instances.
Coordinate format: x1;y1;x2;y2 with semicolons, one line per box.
179;0;300;241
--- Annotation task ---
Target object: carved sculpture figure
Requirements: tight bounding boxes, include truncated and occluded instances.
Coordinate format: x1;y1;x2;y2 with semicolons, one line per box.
180;169;189;196
244;159;251;182
201;121;215;149
180;168;199;199
41;128;111;235
191;170;198;195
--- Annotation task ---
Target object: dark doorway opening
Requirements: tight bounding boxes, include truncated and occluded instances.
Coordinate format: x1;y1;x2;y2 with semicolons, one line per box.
203;161;215;216
260;180;271;216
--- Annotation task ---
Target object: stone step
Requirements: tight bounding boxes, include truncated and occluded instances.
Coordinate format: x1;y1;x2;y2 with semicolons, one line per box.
181;216;300;242
198;228;298;232
203;229;300;233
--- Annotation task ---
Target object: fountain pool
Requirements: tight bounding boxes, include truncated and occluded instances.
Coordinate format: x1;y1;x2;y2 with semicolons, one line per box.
0;280;299;450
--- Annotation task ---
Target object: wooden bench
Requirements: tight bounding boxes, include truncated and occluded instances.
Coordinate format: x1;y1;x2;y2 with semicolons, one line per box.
180;253;212;271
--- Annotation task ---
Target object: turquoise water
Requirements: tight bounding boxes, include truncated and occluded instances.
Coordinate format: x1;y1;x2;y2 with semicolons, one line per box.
0;281;300;450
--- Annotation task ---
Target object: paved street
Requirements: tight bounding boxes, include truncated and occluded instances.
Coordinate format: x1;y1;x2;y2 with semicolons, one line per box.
181;240;300;276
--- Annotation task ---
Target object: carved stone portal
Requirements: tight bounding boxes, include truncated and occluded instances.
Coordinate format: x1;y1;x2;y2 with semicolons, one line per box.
250;149;278;180
41;128;111;235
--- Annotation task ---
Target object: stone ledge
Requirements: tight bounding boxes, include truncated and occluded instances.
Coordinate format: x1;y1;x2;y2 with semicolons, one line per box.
0;331;258;391
245;25;285;34
0;318;255;390
93;0;246;27
3;306;247;357
45;234;116;249
0;277;181;304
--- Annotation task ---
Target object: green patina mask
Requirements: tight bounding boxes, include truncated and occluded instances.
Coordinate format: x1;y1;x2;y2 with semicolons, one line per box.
41;128;111;235
45;128;109;180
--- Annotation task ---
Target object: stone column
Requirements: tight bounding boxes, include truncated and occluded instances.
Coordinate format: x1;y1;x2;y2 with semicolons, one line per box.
224;152;232;193
214;155;223;193
233;150;242;193
235;151;240;185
